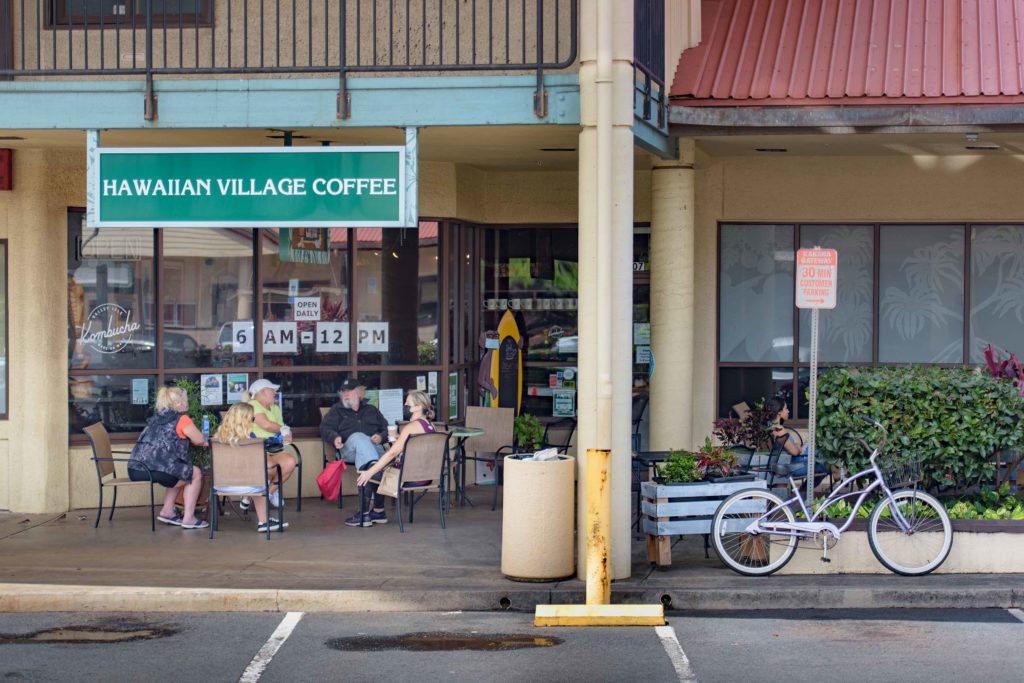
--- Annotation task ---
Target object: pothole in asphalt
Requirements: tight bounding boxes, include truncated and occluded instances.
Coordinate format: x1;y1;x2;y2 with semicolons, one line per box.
0;621;177;645
326;632;563;652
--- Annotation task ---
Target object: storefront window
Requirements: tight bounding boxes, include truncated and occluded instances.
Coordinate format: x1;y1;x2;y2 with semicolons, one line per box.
879;225;964;363
717;223;1020;419
969;225;1024;363
69;374;156;435
68;216;156;371
355;223;439;366
261;229;350;368
798;225;874;363
163;229;256;369
719;224;794;363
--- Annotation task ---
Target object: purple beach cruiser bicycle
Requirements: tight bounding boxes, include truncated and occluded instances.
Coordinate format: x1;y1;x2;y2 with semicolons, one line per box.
711;416;953;577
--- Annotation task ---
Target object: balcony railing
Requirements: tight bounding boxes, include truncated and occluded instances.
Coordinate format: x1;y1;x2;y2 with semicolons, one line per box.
633;0;666;130
0;1;578;119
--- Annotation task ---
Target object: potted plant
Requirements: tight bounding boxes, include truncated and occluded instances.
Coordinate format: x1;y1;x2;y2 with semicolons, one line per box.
514;413;545;452
644;438;766;567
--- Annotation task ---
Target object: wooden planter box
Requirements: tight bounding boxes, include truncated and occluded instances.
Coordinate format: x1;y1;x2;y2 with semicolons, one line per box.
642;478;767;567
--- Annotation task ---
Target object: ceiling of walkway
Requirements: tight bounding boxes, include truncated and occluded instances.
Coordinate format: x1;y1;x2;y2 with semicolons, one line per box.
696;131;1024;157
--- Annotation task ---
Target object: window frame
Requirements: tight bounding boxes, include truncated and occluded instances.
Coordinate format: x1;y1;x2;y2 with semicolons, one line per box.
48;1;214;28
714;222;1015;423
0;239;7;419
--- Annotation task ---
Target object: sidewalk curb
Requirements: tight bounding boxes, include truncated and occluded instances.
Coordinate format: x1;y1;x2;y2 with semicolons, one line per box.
1;583;1021;613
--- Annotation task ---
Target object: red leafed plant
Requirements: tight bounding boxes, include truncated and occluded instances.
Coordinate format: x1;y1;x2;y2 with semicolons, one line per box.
983;344;1024;398
694;437;739;479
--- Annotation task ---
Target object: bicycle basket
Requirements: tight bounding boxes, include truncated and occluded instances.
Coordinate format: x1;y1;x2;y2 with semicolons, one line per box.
877;451;923;488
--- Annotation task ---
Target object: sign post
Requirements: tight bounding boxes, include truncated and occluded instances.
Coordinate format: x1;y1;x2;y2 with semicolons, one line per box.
795;247;838;504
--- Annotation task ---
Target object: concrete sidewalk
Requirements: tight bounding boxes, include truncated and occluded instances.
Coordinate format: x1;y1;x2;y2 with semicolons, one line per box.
1;498;1022;613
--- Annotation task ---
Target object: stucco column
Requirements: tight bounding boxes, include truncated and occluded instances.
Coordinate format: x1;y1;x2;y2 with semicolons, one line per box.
650;140;696;451
576;0;634;580
9;150;72;513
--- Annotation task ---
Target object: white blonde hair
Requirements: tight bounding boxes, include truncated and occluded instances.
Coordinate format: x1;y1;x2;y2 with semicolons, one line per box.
155;386;187;412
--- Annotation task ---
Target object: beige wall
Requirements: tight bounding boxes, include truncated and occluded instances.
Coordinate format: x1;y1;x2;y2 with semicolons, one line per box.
690;148;1024;448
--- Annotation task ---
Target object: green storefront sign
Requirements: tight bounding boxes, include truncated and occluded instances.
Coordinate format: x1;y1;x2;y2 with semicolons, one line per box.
89;146;406;227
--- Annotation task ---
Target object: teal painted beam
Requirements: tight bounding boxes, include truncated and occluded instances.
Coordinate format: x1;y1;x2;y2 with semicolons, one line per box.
0;74;579;130
633;118;678;160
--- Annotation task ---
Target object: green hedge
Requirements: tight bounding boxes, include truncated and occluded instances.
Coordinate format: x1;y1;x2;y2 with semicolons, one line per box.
816;366;1024;491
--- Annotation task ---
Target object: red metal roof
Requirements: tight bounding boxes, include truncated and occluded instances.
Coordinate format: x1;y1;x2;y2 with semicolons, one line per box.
671;0;1024;106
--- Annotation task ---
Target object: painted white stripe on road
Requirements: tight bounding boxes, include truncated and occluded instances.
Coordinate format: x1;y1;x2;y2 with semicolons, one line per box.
238;611;304;683
1009;609;1024;624
655;624;697;682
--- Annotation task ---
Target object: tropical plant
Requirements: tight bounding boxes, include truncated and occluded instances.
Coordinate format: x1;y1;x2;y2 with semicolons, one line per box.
693;437;739;479
658;450;700;484
712;399;776;451
983;344;1024;398
815;366;1024;493
164;377;219;469
513;413;545;451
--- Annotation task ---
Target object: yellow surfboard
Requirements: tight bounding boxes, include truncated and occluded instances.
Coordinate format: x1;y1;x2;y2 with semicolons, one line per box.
491;309;523;413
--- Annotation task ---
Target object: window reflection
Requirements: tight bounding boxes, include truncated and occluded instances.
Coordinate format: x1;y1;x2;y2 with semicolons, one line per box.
162;228;255;368
67;216;155;371
261;228;350;367
355;222;439;365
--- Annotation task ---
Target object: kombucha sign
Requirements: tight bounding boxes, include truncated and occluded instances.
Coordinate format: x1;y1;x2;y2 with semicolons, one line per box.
89;146;406;227
795;248;837;310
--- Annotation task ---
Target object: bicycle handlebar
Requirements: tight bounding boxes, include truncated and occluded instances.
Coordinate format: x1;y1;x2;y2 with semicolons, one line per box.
856;415;887;465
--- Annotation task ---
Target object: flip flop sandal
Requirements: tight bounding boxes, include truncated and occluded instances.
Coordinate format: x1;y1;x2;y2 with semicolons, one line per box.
180;520;210;530
157;514;183;526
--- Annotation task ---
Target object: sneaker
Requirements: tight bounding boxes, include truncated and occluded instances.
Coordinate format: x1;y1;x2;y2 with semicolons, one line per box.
269;490;282;508
344;512;372;527
267;516;290;529
365;509;388;525
256;521;283;533
239;496;252;512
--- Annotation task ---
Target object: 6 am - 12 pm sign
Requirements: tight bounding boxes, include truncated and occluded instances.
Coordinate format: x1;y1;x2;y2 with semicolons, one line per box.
88;146;406;228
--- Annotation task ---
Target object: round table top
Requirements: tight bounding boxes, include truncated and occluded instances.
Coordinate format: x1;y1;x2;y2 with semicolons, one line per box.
448;426;486;438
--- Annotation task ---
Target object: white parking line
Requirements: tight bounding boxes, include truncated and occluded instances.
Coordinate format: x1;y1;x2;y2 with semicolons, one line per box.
1009;609;1024;624
655;624;697;682
238;612;305;683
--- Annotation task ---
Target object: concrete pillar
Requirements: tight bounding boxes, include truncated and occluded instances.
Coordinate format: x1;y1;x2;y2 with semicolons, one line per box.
650;140;696;451
9;150;72;513
577;0;635;580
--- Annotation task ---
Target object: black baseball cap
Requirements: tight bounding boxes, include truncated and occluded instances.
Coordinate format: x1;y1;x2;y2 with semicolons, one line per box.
338;379;364;393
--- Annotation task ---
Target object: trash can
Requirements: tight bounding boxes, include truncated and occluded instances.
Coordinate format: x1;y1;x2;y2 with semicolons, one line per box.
501;453;576;581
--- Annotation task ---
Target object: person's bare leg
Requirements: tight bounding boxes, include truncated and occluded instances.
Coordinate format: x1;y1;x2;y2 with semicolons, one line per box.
268;454;297;483
253;496;268;524
159;481;185;518
180;467;203;526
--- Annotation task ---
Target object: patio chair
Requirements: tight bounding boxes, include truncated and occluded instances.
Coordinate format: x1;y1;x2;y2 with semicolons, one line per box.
84;422;157;532
541;417;576;454
375;431;450;532
631;393;649;451
462;406;515;511
208;438;283;540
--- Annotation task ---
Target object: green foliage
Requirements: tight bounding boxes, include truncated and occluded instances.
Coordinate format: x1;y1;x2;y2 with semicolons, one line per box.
944;482;1024;520
816;366;1024;492
166;377;219;469
658;450;701;484
694;436;739;479
417;340;439;365
514;413;545;451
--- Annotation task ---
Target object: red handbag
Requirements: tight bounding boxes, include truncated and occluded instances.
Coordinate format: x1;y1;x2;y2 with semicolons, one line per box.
316;459;347;501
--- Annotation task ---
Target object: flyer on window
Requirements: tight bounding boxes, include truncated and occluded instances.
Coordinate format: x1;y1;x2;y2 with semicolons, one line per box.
201;374;224;406
226;373;248;403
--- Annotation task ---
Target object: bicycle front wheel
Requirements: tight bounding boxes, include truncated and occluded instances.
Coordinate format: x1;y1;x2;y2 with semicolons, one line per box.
868;490;952;576
711;489;798;576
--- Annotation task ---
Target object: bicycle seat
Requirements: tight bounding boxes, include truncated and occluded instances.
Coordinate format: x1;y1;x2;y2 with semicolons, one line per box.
772;462;799;477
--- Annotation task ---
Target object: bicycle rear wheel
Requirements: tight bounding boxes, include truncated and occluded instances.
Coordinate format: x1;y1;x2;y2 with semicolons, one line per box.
868;490;952;576
711;489;799;576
